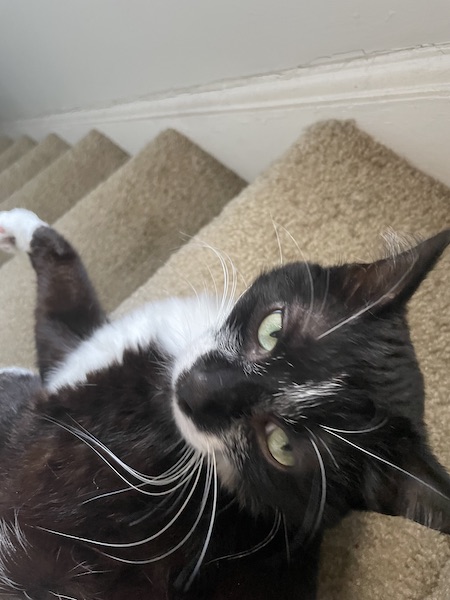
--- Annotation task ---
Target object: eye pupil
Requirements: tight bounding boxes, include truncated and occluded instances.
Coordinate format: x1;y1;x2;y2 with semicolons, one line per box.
257;310;283;351
265;424;295;467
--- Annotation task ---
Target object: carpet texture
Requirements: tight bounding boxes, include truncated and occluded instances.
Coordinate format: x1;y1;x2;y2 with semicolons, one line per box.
0;129;245;366
0;137;12;155
0;136;36;174
0;134;70;202
0;131;129;267
116;120;450;600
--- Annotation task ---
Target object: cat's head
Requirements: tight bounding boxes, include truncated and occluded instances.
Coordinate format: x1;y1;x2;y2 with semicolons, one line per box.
172;230;450;537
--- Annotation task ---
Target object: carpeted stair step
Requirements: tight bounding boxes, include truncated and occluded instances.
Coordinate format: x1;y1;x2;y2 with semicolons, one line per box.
116;120;450;600
0;136;36;174
0;129;245;367
0;130;129;219
0;137;13;155
0;131;129;267
0;134;70;202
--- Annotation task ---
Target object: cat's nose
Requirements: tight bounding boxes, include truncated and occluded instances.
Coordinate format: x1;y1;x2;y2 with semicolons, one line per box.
175;367;220;417
175;364;248;424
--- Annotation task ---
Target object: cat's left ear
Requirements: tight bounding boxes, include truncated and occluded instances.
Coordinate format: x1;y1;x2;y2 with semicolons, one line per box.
336;229;450;311
363;436;450;534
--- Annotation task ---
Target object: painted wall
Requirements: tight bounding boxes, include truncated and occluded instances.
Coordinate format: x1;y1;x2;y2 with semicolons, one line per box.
1;0;450;122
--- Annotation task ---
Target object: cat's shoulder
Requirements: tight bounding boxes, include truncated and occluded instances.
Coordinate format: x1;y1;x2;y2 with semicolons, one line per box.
46;294;220;393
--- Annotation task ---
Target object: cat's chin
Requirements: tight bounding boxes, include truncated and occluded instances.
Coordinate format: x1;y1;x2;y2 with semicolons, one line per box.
171;395;239;491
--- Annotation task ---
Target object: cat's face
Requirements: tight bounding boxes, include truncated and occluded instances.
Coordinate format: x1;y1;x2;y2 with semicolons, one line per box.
172;231;450;535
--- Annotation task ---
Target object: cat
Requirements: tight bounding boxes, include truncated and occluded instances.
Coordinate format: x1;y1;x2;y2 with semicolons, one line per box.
0;207;448;600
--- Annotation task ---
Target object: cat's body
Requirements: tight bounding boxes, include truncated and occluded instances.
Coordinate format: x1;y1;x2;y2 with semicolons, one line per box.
0;208;449;600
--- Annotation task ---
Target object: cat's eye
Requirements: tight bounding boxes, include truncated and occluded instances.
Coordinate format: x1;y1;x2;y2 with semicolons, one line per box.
257;310;283;352
266;423;295;467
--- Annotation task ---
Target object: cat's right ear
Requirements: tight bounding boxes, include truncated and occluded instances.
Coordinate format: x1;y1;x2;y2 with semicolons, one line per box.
363;433;450;535
332;229;450;313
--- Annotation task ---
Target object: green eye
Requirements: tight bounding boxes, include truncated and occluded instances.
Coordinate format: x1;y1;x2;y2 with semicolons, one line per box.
257;310;283;352
266;424;295;467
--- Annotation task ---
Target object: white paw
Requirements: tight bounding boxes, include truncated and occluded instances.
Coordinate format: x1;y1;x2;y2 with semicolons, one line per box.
0;208;48;254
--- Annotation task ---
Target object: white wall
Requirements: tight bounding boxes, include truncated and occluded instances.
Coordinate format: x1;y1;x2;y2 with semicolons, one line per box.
1;0;450;122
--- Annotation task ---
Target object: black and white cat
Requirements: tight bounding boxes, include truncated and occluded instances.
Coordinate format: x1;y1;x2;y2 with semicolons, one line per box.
0;207;449;600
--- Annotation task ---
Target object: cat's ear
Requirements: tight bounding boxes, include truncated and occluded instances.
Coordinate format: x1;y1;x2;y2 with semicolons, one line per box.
335;230;450;311
363;441;450;534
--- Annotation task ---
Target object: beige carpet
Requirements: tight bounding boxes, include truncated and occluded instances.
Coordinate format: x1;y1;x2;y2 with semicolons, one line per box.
0;121;448;598
0;134;70;202
0;131;129;268
0;129;245;366
0;136;36;174
0;131;128;220
117;121;450;600
0;137;12;155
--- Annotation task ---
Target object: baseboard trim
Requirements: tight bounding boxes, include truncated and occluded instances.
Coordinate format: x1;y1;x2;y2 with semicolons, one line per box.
2;44;450;183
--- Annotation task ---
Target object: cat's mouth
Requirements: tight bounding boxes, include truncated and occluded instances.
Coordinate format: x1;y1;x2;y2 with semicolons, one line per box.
172;395;224;454
171;394;239;489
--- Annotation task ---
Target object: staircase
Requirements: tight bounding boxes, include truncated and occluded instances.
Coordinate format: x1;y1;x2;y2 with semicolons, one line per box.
0;122;449;600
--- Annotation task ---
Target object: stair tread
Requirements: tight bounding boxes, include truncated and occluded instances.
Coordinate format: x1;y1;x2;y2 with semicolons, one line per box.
0;134;70;202
0;130;129;268
0;129;245;366
0;137;13;155
0;136;36;174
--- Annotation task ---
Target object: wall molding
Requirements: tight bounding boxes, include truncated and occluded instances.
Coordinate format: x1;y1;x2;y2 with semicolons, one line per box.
2;44;450;183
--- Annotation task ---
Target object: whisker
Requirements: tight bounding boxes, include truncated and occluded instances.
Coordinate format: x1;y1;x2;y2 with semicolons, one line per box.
184;451;218;590
306;426;340;471
47;417;198;493
282;513;291;565
193;239;245;324
274;223;316;333
305;428;327;541
317;257;417;339
98;454;215;565
319;268;330;316
324;418;388;435
38;458;204;548
322;426;450;499
271;218;284;266
205;511;282;565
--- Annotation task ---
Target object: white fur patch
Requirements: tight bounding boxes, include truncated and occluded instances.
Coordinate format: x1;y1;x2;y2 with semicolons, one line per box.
278;378;345;403
46;294;223;393
0;208;48;254
0;367;35;378
172;399;237;488
171;399;226;455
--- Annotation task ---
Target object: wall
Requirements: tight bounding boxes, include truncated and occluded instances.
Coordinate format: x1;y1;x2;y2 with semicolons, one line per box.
1;0;450;122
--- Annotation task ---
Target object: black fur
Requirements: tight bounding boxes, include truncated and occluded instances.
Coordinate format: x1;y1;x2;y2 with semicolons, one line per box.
0;222;449;599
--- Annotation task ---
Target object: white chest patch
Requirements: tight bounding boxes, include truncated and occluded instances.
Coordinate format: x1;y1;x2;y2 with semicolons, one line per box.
46;294;224;392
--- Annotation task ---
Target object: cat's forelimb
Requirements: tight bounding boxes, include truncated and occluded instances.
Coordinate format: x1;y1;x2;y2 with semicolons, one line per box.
0;208;48;254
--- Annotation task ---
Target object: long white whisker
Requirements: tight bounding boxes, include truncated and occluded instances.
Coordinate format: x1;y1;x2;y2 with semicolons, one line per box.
184;451;218;589
54;417;197;490
317;257;417;339
97;455;215;565
277;224;315;333
324;418;388;435
271;218;284;266
194;240;243;324
38;459;204;548
205;511;282;565
322;426;450;499
319;268;330;316
282;513;291;565
306;429;327;540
